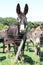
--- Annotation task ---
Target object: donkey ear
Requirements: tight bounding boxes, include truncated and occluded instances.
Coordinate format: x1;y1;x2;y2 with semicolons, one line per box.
16;3;21;14
24;4;28;15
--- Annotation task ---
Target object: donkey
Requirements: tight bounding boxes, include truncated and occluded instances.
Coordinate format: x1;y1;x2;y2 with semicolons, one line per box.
0;30;7;53
0;29;15;53
27;26;43;57
5;3;29;59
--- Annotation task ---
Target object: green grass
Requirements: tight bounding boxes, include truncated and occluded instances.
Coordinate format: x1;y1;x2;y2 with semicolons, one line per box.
0;43;43;65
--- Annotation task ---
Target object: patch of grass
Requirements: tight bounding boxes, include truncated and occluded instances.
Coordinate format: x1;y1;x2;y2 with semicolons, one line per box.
0;43;43;65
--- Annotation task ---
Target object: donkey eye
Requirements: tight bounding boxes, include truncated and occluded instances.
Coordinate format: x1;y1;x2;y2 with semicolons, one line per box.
35;33;36;35
17;18;20;22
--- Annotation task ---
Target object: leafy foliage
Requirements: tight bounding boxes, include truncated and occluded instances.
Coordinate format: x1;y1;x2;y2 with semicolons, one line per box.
0;17;18;31
0;17;18;26
0;17;43;31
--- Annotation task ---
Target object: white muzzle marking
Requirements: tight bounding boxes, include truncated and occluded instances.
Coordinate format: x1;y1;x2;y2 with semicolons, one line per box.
20;24;25;32
36;38;40;43
34;38;40;45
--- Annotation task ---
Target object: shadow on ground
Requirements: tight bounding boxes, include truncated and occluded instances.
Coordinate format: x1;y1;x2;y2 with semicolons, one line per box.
0;56;6;62
40;51;43;62
24;55;35;65
26;47;34;52
29;48;34;52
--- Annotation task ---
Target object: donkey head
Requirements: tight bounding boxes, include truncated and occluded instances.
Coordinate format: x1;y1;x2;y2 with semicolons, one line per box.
16;3;29;33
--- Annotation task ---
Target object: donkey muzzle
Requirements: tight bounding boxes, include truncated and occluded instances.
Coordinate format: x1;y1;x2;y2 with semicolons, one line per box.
20;24;25;32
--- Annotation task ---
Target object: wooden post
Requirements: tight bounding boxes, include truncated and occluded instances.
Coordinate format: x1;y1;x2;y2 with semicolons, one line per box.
15;39;24;63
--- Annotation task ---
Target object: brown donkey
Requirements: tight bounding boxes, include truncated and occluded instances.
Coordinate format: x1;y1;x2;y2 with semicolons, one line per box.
0;30;8;53
0;30;14;53
0;3;28;59
27;26;43;56
4;3;29;59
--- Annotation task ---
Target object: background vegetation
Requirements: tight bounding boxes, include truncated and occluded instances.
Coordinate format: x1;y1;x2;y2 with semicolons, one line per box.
0;17;43;31
0;17;43;65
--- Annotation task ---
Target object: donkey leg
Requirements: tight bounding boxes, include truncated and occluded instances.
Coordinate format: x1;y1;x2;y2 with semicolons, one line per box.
37;45;40;61
21;38;26;56
14;43;18;55
37;45;40;55
21;38;26;61
20;44;25;62
7;44;10;58
34;46;37;55
3;42;5;53
8;44;10;52
14;43;21;60
21;43;25;57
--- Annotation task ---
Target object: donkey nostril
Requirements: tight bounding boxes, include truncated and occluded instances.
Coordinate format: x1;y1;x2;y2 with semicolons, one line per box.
6;39;8;41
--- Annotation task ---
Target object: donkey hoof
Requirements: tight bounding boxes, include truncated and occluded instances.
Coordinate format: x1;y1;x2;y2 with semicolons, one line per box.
21;57;24;62
14;61;18;65
8;54;10;58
